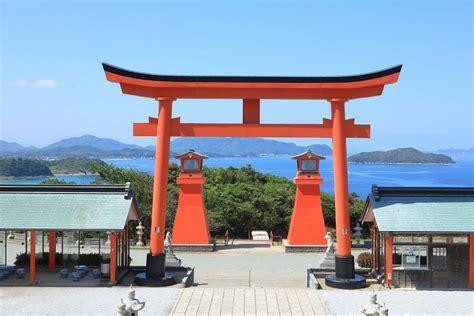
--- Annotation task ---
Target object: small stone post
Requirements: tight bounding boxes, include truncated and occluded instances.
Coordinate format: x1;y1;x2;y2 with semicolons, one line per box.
125;285;145;314
115;285;145;315
115;301;127;316
360;293;389;316
136;222;145;246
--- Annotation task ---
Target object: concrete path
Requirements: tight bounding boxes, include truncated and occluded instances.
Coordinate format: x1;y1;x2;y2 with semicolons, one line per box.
0;286;182;316
319;290;474;316
171;287;328;315
175;250;366;288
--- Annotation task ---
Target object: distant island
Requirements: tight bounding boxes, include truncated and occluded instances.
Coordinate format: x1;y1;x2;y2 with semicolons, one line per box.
348;148;455;165
0;157;53;178
0;135;332;159
0;157;106;179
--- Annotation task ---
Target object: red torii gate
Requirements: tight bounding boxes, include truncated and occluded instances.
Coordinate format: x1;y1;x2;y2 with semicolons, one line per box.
103;63;402;288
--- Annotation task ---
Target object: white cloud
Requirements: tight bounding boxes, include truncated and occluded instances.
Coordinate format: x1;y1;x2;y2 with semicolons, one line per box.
12;80;29;87
11;79;59;88
31;80;59;88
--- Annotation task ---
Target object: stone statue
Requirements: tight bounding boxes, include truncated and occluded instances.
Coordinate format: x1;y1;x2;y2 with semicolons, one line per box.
136;222;145;247
105;231;111;246
319;232;337;270
324;232;337;256
164;231;173;254
163;231;182;267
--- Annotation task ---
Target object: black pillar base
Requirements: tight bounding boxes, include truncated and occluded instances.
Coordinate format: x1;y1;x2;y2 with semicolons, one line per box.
134;253;175;287
325;255;366;289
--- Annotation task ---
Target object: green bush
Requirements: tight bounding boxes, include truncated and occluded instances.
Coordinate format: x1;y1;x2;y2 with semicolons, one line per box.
356;252;372;268
14;252;63;266
14;252;105;267
78;254;101;266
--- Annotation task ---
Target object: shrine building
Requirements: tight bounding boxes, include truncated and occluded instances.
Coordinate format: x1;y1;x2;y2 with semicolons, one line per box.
361;185;474;289
0;184;140;285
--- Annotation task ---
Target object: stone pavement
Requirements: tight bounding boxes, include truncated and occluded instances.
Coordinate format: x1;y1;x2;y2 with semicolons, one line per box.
170;288;328;315
0;286;182;315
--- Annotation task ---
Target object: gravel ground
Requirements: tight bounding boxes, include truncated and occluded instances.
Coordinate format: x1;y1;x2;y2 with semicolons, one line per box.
0;286;182;316
318;289;474;316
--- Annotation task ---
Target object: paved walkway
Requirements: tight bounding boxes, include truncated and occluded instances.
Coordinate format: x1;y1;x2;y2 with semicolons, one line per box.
171;288;328;315
0;286;182;315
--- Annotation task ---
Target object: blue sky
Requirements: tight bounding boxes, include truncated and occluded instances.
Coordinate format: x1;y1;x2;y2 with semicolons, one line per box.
1;0;472;153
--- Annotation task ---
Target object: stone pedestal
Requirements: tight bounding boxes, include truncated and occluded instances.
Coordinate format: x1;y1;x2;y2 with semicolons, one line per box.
319;253;335;270
166;253;182;267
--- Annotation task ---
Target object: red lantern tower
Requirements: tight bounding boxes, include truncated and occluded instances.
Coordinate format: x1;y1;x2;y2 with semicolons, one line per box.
172;150;211;248
287;150;326;249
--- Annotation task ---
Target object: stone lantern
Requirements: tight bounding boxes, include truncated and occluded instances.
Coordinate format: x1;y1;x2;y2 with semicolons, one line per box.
353;222;363;246
287;150;327;248
136;222;145;247
171;150;212;248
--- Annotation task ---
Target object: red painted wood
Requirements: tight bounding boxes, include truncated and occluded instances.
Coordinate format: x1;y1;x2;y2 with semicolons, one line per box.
110;232;117;283
331;99;351;257
133;121;370;138
470;234;474;288
243;99;260;124
150;98;173;255
29;231;36;284
385;234;393;287
48;231;56;271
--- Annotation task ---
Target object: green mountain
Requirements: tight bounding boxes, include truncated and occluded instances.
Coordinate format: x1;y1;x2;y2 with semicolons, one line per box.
348;148;455;164
0;135;331;158
169;137;332;157
0;141;29;152
0;157;53;178
44;135;142;151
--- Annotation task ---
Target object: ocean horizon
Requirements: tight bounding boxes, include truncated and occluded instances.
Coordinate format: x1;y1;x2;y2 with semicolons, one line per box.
1;156;473;199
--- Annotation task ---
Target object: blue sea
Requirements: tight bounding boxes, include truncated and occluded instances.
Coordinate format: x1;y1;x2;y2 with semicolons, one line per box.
2;156;473;198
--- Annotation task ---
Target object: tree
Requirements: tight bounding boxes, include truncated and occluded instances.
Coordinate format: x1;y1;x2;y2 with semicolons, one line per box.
94;163;365;239
39;179;76;185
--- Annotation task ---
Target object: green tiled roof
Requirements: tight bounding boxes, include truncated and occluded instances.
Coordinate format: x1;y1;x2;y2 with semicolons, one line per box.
0;185;138;231
368;187;474;233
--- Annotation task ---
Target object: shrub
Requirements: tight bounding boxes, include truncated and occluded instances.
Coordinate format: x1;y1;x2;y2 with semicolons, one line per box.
78;254;101;266
357;252;372;268
14;252;106;266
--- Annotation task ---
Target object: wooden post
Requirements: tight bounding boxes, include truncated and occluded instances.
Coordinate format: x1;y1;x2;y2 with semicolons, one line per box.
48;231;56;271
30;231;36;284
110;232;117;284
243;99;260;124
385;234;393;287
150;98;173;255
470;234;474;288
331;99;351;257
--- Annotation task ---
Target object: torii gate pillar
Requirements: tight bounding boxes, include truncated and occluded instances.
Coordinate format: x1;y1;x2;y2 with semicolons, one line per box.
325;98;365;289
